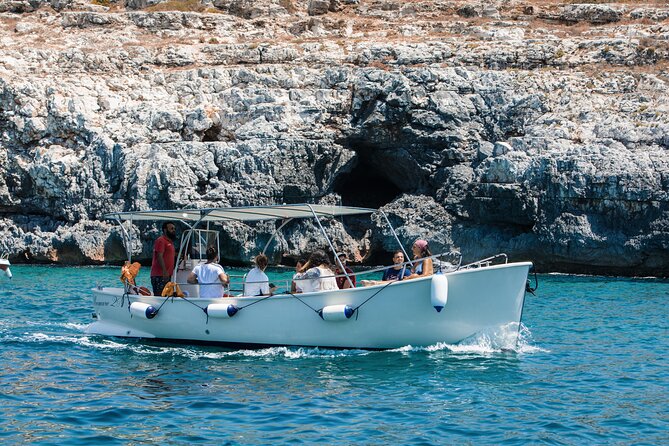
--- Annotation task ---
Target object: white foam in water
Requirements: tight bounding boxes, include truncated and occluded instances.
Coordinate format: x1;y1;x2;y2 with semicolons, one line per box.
10;323;545;359
79;333;373;360
8;320;88;331
18;332;168;356
178;346;372;360
389;323;547;356
452;323;548;355
64;323;88;331
6;328;366;360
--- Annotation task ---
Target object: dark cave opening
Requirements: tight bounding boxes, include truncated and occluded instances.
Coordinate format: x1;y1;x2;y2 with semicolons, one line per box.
333;158;402;209
202;124;222;142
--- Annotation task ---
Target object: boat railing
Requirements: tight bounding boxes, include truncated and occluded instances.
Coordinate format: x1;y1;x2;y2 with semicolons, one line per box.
460;253;508;270
227;274;246;295
166;251;469;298
435;251;463;272
225;250;462;296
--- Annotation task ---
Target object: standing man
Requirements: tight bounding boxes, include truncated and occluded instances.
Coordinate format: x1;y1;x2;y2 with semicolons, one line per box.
150;221;177;296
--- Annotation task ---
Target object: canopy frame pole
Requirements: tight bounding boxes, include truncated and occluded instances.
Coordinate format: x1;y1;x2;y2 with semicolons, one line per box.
171;210;209;282
175;228;192;280
114;216;133;263
379;210;413;267
262;218;294;255
306;204;354;288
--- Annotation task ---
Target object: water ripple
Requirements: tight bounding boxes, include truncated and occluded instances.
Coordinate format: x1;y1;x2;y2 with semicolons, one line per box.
0;267;668;444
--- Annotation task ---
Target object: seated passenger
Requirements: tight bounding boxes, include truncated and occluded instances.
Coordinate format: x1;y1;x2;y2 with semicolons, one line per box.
406;239;434;280
294;250;339;293
244;253;272;296
187;247;229;298
334;253;356;289
382;250;411;282
291;257;307;293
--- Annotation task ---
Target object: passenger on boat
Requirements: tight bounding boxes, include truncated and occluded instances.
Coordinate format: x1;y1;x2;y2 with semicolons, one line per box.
382;250;412;281
244;254;273;296
334;252;356;289
294;250;339;293
406;239;434;280
150;221;177;296
187;247;229;298
291;257;307;293
359;250;411;287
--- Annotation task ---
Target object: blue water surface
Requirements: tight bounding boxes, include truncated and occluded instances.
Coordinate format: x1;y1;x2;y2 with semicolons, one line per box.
0;266;667;445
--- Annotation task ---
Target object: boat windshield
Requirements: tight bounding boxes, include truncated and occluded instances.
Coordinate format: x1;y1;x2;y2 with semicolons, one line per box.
179;229;220;263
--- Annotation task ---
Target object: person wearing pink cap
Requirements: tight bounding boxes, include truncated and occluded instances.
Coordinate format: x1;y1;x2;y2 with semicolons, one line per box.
407;239;434;280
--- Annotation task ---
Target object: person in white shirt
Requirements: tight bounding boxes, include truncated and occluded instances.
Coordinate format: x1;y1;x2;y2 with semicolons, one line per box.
187;247;229;298
244;253;274;296
294;250;338;293
291;258;307;293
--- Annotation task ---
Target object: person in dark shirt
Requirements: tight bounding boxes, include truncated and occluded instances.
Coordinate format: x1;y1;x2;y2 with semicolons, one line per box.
150;221;177;296
382;250;411;282
334;253;356;289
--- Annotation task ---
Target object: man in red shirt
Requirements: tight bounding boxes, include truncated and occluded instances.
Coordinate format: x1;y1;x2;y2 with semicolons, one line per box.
150;222;177;296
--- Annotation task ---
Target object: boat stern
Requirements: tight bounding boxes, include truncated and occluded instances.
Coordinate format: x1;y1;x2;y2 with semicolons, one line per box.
88;287;157;339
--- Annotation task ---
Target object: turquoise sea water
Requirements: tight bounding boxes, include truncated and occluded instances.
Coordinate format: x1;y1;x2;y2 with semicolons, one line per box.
0;265;667;445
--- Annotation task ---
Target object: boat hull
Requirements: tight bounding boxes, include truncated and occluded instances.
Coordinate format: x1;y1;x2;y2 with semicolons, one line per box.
87;262;532;349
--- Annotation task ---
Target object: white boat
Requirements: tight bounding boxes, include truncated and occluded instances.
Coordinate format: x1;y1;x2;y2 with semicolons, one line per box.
0;254;11;279
87;204;533;349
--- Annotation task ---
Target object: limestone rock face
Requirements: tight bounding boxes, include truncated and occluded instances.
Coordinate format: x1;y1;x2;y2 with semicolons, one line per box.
307;0;330;16
0;0;668;276
558;4;623;24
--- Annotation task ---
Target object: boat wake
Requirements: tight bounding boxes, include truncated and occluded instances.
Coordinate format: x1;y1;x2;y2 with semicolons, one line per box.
2;322;545;359
389;323;546;356
457;323;544;354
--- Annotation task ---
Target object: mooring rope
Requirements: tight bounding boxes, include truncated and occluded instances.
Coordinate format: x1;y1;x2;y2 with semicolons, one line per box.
117;291;128;308
284;290;321;316
126;279;400;323
154;295;173;313
525;269;539;295
283;280;398;321
351;280;396;319
173;295;207;312
237;293;275;310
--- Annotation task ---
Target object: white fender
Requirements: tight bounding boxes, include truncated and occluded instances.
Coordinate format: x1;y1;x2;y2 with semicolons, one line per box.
206;303;239;318
4;267;11;279
130;302;158;319
430;273;448;312
319;304;355;321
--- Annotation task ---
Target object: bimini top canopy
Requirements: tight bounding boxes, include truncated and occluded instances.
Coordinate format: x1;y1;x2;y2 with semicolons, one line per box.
104;204;376;223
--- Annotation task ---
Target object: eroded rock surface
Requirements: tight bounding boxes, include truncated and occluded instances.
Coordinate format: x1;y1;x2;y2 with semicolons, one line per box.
0;0;668;276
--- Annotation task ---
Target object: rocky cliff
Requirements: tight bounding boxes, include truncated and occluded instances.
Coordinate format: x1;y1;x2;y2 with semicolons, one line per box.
0;0;668;276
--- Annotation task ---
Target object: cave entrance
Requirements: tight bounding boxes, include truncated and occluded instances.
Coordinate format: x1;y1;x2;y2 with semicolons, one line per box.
333;158;402;208
202;124;222;142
